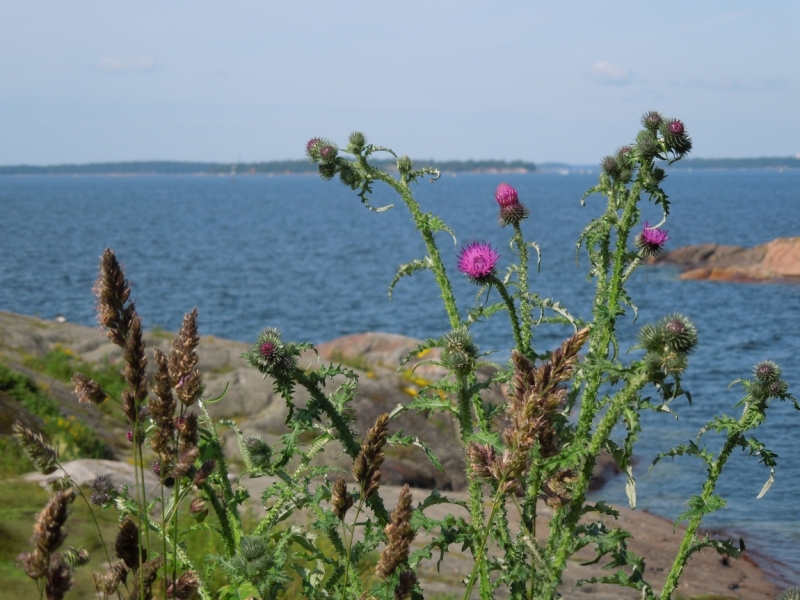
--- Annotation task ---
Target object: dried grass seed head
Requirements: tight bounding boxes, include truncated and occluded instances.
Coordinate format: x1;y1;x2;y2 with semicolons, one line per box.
71;373;106;405
92;248;132;348
13;421;59;475
331;476;354;521
352;413;389;498
376;484;415;580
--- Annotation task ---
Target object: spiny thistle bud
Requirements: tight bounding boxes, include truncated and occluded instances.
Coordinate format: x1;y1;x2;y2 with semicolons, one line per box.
13;421;59;475
652;166;666;182
662;314;698;355
376;484;414;579
318;161;337;181
495;182;530;226
457;241;500;285
244;435;272;468
397;156;414;176
338;164;361;189
635;130;659;159
331;476;354;521
242;328;295;379
641;110;663;131
71;373;107;405
778;586;800;600
319;144;338;163
635;221;670;257
767;379;789;399
347;131;366;154
754;360;781;384
306;137;327;162
352;413;389;498
90;475;116;506
601;155;620;178
440;327;479;376
660;118;692;155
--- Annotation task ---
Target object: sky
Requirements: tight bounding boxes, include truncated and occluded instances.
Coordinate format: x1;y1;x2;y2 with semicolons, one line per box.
1;1;798;165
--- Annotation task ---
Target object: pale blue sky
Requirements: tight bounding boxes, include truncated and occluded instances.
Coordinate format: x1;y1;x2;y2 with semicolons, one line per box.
1;1;797;164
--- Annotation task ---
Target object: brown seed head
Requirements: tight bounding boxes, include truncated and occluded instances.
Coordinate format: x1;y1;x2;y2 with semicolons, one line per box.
71;373;106;405
331;476;354;521
169;308;202;406
352;413;389;498
376;485;415;579
13;421;59;475
394;569;417;600
149;348;177;459
33;489;75;557
193;459;216;487
130;556;164;600
45;553;73;600
92;249;132;348
115;518;143;570
167;570;200;599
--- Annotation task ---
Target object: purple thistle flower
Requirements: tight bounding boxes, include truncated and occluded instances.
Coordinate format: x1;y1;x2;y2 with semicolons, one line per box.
458;242;500;284
668;120;685;136
636;221;670;257
260;342;276;359
495;183;529;226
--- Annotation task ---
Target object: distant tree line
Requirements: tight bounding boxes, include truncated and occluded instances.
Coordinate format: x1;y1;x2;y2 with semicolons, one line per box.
0;158;536;176
665;156;800;170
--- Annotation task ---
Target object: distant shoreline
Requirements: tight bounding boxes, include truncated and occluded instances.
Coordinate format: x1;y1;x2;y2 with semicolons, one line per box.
1;155;798;176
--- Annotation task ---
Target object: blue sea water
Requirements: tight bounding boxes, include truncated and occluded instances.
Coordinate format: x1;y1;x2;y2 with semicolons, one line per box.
1;170;799;581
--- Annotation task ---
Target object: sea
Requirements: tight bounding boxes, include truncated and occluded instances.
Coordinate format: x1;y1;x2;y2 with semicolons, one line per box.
1;169;799;583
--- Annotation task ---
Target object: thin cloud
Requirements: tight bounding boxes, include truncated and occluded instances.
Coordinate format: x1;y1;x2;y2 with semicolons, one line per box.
681;11;750;30
588;61;632;86
98;57;157;73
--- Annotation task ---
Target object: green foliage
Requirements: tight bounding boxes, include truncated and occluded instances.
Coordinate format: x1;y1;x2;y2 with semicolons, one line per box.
0;361;108;461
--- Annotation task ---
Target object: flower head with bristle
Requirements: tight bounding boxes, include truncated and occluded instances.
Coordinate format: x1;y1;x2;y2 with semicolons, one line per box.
457;242;499;285
495;183;530;226
635;221;670;257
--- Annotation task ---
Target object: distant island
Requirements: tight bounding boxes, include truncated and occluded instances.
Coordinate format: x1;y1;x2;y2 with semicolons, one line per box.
0;159;536;176
665;156;800;170
2;156;798;176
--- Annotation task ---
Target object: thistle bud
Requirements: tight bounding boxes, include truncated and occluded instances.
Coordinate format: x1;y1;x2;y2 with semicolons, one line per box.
600;155;620;178
660;119;692;156
319;144;338;163
306;137;325;161
242;328;295;379
347;131;366;154
495;183;530;226
635;130;659;159
662;314;698;355
754;361;781;384
194;459;216;487
440;327;479;376
397;156;414;176
245;435;272;468
641;110;663;131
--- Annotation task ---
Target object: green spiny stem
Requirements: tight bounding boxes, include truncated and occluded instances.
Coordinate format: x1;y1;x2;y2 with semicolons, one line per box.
199;482;236;556
542;370;648;599
659;421;743;599
373;169;461;330
574;185;640;442
294;370;391;524
512;222;534;358
489;275;525;356
457;374;474;439
463;479;507;600
197;400;243;546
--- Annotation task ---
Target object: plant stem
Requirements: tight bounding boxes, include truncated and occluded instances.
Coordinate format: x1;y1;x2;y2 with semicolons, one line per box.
659;426;741;599
542;370;648;598
512;222;533;357
294;370;391;524
463;480;506;600
373;170;461;330
489;275;525;356
340;499;365;600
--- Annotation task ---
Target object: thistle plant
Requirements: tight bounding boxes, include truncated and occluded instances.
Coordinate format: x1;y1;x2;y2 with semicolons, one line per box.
15;111;798;599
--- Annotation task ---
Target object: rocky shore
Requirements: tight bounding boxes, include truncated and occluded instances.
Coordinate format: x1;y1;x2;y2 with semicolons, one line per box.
0;309;787;598
652;237;800;282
